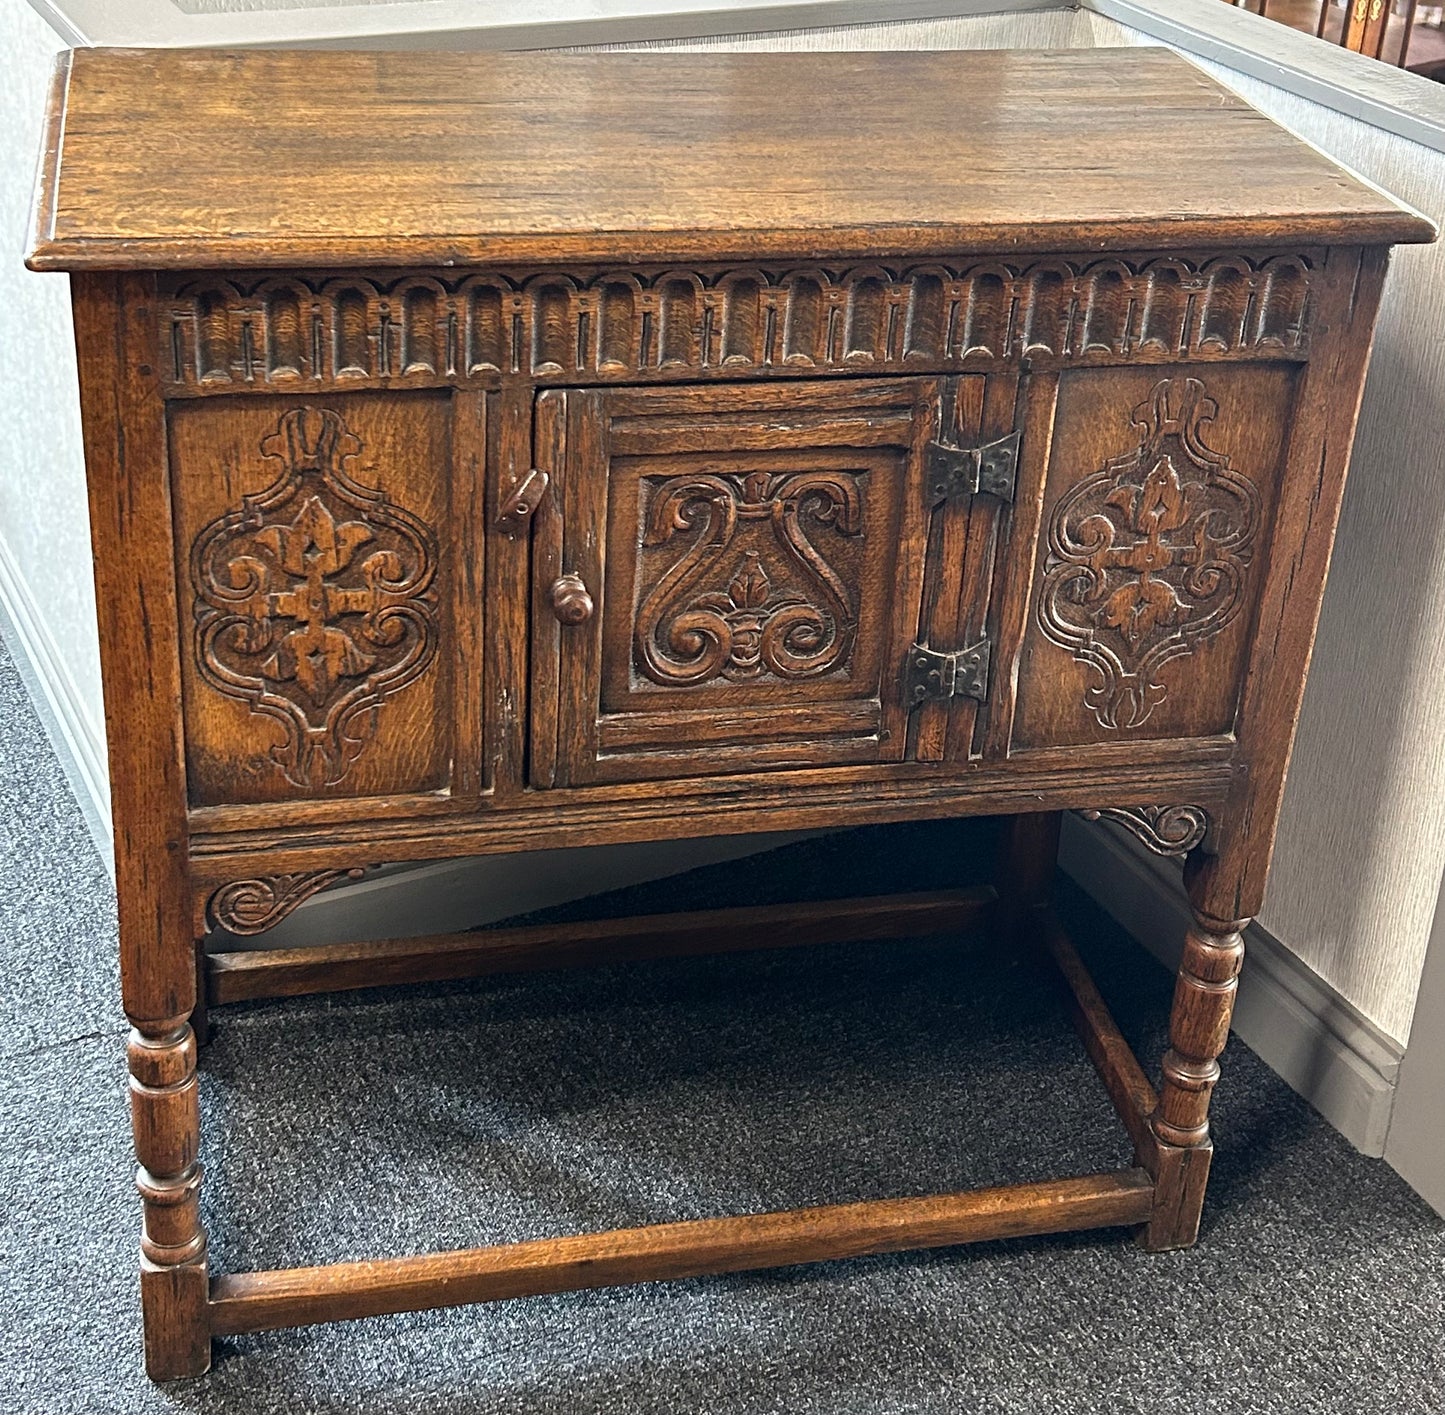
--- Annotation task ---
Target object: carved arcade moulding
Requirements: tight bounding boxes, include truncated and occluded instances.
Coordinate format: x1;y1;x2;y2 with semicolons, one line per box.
1037;377;1261;732
158;253;1314;394
190;406;440;789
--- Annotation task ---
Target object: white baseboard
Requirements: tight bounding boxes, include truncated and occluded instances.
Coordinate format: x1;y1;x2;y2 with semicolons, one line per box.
211;831;829;950
0;534;113;873
1059;813;1403;1157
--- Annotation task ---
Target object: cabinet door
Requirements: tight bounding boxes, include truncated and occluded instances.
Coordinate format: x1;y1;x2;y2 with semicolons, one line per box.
532;379;983;785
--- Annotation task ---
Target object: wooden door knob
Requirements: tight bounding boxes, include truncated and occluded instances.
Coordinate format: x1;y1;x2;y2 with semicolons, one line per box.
550;573;594;625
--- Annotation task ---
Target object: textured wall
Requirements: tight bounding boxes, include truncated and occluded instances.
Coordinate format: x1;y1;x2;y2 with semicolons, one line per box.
575;8;1092;49
1086;19;1445;1043
1196;78;1445;1043
0;0;105;815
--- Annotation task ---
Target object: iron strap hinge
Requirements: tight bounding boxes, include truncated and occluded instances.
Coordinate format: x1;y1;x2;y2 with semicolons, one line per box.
925;429;1021;506
903;638;992;708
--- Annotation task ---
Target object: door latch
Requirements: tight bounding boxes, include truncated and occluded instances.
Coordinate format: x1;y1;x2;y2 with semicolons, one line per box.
495;465;550;538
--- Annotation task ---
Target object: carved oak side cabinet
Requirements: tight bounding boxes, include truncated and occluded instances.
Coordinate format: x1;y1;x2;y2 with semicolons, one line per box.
26;46;1433;1380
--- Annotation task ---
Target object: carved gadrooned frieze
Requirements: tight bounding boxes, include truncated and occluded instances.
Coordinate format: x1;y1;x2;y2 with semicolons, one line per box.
634;470;863;687
159;253;1313;392
190;406;439;789
1038;377;1261;731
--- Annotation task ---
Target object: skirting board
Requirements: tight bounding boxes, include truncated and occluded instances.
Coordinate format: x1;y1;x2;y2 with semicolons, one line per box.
209;830;827;951
1059;813;1402;1157
0;534;113;873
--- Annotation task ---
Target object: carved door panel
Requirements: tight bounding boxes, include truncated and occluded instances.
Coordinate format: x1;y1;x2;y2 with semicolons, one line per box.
170;393;479;812
531;378;1011;785
1011;365;1296;752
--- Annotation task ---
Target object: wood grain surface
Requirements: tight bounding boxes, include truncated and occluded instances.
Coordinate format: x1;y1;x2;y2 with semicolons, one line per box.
27;47;1433;271
206;887;999;1003
208;1169;1156;1334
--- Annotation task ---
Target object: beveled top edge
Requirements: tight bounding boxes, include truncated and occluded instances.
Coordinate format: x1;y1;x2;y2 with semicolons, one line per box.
27;47;1437;273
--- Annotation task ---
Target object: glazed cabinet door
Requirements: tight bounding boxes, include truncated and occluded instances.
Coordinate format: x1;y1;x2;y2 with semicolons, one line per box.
529;377;1017;785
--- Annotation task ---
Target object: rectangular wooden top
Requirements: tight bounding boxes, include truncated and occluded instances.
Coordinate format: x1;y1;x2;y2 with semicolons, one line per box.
27;46;1433;272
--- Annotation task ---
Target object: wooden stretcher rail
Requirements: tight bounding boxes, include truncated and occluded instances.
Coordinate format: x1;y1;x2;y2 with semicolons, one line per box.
209;1168;1155;1335
206;887;998;1004
1030;907;1162;1167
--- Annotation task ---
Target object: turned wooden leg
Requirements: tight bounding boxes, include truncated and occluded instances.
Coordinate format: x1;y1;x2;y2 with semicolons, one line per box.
129;1018;211;1379
73;275;213;1378
1140;896;1247;1252
994;810;1061;940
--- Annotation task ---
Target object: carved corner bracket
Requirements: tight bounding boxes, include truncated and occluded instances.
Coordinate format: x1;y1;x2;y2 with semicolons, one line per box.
207;868;366;936
1078;805;1210;858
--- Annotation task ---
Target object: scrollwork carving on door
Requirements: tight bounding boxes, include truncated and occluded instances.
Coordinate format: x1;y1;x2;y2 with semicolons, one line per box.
1038;377;1260;730
190;405;439;788
633;470;863;687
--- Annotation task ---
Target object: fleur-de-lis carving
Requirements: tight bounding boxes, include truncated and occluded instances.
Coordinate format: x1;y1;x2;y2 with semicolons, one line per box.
634;471;863;686
1039;378;1260;730
681;550;815;681
191;407;439;788
252;496;381;703
728;551;771;610
1095;458;1193;649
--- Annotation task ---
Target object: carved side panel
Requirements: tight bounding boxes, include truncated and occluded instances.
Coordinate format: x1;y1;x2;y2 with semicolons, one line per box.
158;253;1314;394
170;394;457;806
1013;365;1294;750
1039;378;1260;731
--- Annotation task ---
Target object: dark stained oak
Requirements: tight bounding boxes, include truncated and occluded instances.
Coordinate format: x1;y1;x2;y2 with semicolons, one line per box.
26;48;1433;272
31;45;1432;1382
207;888;999;1004
209;1170;1156;1335
71;273;211;1381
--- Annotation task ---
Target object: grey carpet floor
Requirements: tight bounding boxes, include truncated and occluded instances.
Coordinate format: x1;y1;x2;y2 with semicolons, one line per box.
0;632;1442;1415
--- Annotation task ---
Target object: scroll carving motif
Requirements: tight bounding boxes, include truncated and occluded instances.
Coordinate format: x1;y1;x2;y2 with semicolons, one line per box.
634;470;862;687
160;253;1312;393
1038;378;1260;731
190;406;439;788
208;869;365;935
1080;805;1209;857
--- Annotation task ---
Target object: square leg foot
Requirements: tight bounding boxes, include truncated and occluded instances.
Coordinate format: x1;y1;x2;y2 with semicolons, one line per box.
1136;1142;1212;1253
141;1258;212;1382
